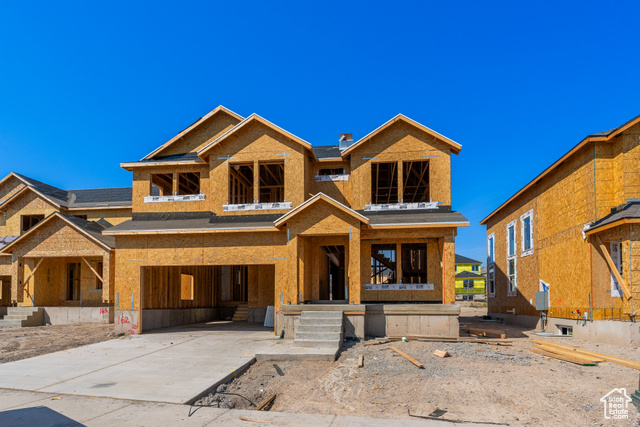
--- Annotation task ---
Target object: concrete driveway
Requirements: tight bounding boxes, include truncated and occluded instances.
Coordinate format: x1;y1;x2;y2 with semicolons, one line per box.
0;322;276;404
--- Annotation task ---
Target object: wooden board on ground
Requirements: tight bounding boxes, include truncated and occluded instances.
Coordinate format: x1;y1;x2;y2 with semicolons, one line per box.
532;343;602;363
434;350;450;358
389;347;424;368
256;393;276;411
531;339;640;370
358;354;364;367
530;347;598;366
466;328;507;339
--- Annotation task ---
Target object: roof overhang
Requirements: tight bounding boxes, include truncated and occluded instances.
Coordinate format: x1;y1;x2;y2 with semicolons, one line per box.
585;218;640;236
197;114;318;161
274;193;369;229
341;114;462;157
369;221;469;229
481;114;640;226
120;159;207;171
102;226;278;236
142;105;244;160
0;212;112;254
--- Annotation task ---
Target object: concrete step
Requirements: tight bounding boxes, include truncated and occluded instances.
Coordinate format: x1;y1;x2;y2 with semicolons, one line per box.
294;331;342;341
296;324;342;333
7;307;40;315
301;311;343;319
0;319;23;327
256;347;339;362
3;315;30;320
1;307;44;327
297;318;342;326
293;339;341;348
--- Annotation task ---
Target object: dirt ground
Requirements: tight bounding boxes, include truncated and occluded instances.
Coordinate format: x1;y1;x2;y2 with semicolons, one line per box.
197;302;640;426
0;323;121;364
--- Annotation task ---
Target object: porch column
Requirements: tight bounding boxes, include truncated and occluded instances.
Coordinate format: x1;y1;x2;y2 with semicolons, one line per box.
11;256;20;303
349;226;361;304
442;232;455;304
102;251;111;303
286;234;299;305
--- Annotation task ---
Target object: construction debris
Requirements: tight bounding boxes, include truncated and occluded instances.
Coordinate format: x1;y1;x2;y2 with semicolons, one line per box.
256;393;276;411
384;335;511;345
530;347;598;366
238;416;272;423
466;328;507;339
273;364;284;376
389;347;424;368
531;339;640;370
358;354;364;367
433;350;450;358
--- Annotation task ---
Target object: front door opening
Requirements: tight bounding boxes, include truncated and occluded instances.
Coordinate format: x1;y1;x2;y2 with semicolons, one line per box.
320;245;345;301
67;262;81;301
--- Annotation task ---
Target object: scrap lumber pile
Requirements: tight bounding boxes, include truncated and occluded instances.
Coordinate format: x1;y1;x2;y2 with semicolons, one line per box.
466;328;507;339
530;339;640;369
382;335;512;345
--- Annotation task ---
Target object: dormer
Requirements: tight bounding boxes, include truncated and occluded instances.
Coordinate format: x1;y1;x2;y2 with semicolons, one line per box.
340;114;461;211
197;114;317;215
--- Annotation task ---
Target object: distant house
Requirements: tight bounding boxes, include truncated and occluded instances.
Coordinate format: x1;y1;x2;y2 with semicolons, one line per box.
455;254;485;300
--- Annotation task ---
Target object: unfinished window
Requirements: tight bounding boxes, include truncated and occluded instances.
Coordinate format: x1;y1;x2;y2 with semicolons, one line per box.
463;279;475;289
259;162;285;203
487;264;495;297
371;244;397;284
402;161;429;203
521;209;533;256
150;173;173;196
177;172;200;195
21;215;44;234
229;164;254;204
371;162;398;204
180;274;194;300
610;240;623;298
472;265;479;272
401;243;427;284
487;233;495;264
318;168;344;176
95;261;103;290
506;220;517;296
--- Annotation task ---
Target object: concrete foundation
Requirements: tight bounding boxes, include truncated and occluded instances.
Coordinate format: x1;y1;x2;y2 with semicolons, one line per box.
42;307;113;325
140;308;220;332
490;312;640;346
278;304;460;340
114;310;140;335
248;308;267;323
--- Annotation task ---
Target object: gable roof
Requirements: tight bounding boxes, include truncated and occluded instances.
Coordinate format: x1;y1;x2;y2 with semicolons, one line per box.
197;113;318;160
585;201;640;235
481;113;640;225
455;254;482;264
340;114;462;157
274;193;369;228
0;173;132;211
142;105;244;160
0;212;114;254
455;270;483;279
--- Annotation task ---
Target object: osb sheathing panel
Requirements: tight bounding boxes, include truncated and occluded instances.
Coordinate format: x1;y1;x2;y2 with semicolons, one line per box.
247;265;275;309
132;164;209;213
142;265;219;309
154;112;241;158
310;160;351;206
20;256;108;307
486;193;539;315
0;175;26;204
206;120;307;216
287;199;362;237
2;190;58;236
0;256;11;276
347;120;452;210
485;124;640;319
113;231;287;311
588;225;630;319
360;235;447;303
619;123;640;203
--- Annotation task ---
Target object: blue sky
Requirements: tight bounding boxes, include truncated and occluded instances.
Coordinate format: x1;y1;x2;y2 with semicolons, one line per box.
1;1;639;264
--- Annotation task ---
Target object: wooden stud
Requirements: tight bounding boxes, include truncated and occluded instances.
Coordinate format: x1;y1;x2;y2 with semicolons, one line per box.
389;347;424;368
596;235;631;299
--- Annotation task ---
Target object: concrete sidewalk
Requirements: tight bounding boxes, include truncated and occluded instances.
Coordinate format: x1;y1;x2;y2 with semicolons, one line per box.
0;389;500;426
0;322;278;404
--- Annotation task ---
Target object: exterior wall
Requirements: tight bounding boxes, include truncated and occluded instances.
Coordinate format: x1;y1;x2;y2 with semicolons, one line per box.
2;190;58;236
206;120;308;216
310;160;351;206
9;218;111;303
486;123;640;324
131;164;210;213
347;120;452;210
